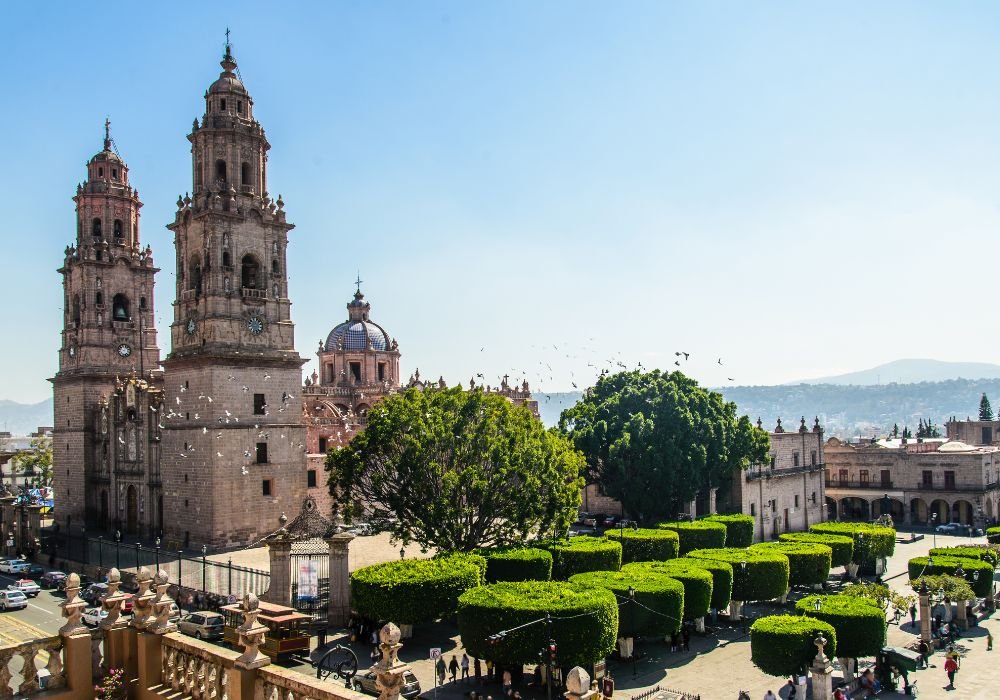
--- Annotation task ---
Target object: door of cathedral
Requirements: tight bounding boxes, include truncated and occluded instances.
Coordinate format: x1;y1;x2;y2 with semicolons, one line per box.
126;485;138;534
99;490;109;530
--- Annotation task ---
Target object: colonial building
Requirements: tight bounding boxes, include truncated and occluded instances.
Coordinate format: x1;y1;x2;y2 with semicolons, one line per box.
728;417;827;542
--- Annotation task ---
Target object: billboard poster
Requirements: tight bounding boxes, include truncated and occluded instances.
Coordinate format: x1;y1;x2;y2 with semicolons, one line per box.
297;560;319;600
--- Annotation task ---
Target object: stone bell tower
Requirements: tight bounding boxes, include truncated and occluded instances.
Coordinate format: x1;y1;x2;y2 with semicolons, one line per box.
51;123;160;534
161;41;308;549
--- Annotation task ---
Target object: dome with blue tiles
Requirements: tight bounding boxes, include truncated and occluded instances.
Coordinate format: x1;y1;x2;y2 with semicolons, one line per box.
324;290;395;352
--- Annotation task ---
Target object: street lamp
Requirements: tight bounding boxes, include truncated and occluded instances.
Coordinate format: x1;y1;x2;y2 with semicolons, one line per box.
400;546;406;560
202;545;208;593
628;585;637;677
856;533;865;580
931;513;938;549
814;598;823;612
98;535;104;572
155;537;161;571
115;530;121;571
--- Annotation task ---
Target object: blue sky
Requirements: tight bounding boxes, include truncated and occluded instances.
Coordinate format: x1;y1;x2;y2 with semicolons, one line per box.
4;2;1000;403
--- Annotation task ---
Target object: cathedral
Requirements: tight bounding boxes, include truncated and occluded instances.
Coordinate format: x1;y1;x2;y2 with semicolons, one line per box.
51;43;538;551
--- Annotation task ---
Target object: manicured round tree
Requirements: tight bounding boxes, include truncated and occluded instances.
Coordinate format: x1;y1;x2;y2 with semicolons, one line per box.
657;521;727;554
780;532;854;569
352;555;483;624
537;537;622;579
652;557;734;611
704;514;755;548
809;522;895;564
796;595;886;661
988;526;1000;544
458;582;617;667
605;528;680;564
687;548;789;602
908;556;993;598
750;615;838;677
909;575;975;602
751;542;832;588
929;546;999;568
482;548;553;583
570;569;684;636
622;562;712;621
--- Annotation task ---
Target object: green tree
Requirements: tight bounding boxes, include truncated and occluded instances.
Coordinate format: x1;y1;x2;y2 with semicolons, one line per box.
327;386;585;551
891;424;899;438
12;437;52;488
980;393;994;421
559;370;769;522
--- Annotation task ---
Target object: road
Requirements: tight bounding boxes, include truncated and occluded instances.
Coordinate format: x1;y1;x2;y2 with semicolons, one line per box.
0;570;64;644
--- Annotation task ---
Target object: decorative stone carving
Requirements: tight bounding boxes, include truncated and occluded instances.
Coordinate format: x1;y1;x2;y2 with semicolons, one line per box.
564;667;598;700
99;567;127;630
374;623;412;700
234;592;270;669
58;573;88;636
148;569;177;634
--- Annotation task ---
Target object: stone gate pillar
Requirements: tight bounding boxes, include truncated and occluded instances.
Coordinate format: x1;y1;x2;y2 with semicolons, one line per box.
326;526;355;627
809;634;833;700
918;581;931;645
263;515;293;606
708;487;718;515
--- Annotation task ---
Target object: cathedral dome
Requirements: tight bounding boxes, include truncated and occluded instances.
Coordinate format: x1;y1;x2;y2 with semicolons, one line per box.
323;289;395;352
208;46;247;95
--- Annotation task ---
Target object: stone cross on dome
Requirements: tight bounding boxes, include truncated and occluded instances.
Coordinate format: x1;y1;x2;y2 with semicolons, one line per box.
354;273;363;294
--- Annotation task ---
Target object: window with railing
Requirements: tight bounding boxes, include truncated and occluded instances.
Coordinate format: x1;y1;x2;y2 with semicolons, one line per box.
859;469;869;484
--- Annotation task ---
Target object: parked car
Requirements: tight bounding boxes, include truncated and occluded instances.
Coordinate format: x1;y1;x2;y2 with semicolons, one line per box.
353;670;421;699
41;571;67;588
0;559;29;575
0;590;28;611
24;564;45;578
936;523;965;535
574;511;591;525
57;574;91;592
178;611;225;641
82;583;109;605
82;607;108;627
8;579;40;597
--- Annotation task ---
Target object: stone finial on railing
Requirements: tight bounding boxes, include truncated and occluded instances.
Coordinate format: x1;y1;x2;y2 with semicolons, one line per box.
234;591;270;669
148;569;177;635
58;573;87;636
564;667;599;700
812;634;830;667
374;623;411;700
131;566;156;630
99;567;128;630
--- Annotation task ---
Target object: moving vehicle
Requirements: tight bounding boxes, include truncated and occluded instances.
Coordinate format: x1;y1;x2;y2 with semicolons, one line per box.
0;560;29;575
0;590;28;611
178;611;225;641
935;523;965;535
24;564;45;578
82;583;109;605
83;607;108;626
353;670;421;699
41;571;67;588
8;579;40;597
57;574;92;592
221;600;311;659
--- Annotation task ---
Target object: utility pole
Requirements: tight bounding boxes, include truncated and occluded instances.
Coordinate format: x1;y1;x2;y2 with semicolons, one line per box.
545;613;554;700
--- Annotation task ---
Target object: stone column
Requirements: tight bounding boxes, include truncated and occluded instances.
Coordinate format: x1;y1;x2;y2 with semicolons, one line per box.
127;567;155;698
956;598;968;630
564;667;599;700
263;519;293;606
326;527;355;628
374;623;412;700
708;487;718;515
0;496;15;557
136;570;177;699
918;582;931;645
226;591;272;700
809;634;834;700
686;499;697;518
99;567;129;674
59;573;93;695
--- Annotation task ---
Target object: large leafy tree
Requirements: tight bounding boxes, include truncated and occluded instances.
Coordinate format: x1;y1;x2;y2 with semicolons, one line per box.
12;437;52;488
327;386;585;551
559;370;769;522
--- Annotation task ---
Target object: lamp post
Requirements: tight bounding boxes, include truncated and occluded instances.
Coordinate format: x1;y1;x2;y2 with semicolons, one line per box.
202;545;208;593
155;537;161;571
931;512;938;549
400;546;406;560
98;536;104;572
115;530;121;571
136;542;142;574
814;598;823;613
627;585;637;676
617;520;638;570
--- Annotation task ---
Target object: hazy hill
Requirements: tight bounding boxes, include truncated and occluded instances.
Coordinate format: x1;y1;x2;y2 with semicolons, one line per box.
0;399;53;436
794;358;1000;386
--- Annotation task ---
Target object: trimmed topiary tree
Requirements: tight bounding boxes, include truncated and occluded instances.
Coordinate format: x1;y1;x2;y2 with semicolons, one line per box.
458;581;618;667
796;595;886;662
605;528;680;564
751;541;832;588
653;557;734;611
780;532;854;569
537;537;622;580
657;520;727;554
909;574;975;602
908;556;993;598
929;546;999;568
482;548;553;583
622;561;712;621
352;555;484;624
987;526;1000;545
703;514;755;548
688;548;789;603
809;522;896;565
750;615;838;677
569;569;684;636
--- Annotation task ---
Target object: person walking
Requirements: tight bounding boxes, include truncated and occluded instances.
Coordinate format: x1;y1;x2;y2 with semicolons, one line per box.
682;627;691;652
988;630;994;651
436;656;446;686
909;603;917;625
461;653;470;681
944;654;958;689
486;659;494;683
763;691;776;700
917;639;929;669
785;679;797;699
449;655;460;683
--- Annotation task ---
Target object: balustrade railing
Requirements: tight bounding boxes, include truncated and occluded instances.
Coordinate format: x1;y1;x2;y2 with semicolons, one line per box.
161;633;234;700
0;636;65;697
241;287;267;300
257;664;356;700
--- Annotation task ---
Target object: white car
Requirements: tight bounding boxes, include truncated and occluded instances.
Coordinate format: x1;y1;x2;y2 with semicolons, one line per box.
0;560;28;575
83;607;108;627
0;589;28;611
8;579;40;597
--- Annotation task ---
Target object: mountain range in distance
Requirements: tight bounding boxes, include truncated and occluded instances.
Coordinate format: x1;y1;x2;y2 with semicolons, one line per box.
790;358;1000;386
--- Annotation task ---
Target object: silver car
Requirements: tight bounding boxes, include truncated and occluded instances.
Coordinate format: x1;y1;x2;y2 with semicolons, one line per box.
177;611;224;641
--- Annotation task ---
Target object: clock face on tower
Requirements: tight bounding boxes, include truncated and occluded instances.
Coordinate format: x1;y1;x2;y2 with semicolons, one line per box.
246;316;265;335
186;318;197;335
117;343;132;358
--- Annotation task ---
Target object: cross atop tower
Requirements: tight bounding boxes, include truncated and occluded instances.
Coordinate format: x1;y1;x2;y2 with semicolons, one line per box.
355;273;363;294
104;117;112;151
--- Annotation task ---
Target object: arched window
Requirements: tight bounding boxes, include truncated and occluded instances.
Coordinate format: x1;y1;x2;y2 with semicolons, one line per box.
241;162;250;186
189;254;202;296
222;251;232;268
215;160;227;186
113;219;123;239
112;168;118;180
95;292;103;306
92;218;102;238
271;258;279;274
237;101;243;114
98;167;103;177
72;295;81;324
139;296;147;310
241;254;261;289
220;99;227;112
112;293;130;321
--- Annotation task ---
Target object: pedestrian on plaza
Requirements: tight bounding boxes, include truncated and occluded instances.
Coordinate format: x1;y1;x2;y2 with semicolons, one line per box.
763;691;776;700
436;657;446;686
988;630;993;651
785;679;796;699
917;639;929;669
475;657;483;684
910;603;917;625
832;686;847;700
370;629;379;646
944;655;958;689
461;653;470;680
502;669;512;695
486;659;494;683
682;627;690;651
449;655;460;682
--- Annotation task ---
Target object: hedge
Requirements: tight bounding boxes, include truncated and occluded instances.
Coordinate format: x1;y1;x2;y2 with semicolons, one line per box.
809;522;896;562
622;561;713;621
537;537;622;580
703;514;755;548
352;555;484;624
929;546;999;568
687;548;789;602
907;556;993;598
988;526;1000;545
780;532;854;568
482;548;553;583
750;615;838;677
751;542;832;588
796;594;886;659
569;569;684;636
909;574;975;603
458;582;617;667
657;521;727;554
648;557;734;611
605;528;680;564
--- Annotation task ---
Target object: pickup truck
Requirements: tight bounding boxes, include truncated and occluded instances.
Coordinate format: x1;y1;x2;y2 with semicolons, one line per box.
8;579;40;598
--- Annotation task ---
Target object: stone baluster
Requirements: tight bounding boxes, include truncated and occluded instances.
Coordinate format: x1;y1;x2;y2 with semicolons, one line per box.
234;591;270;670
374;623;412;700
0;645;15;695
57;572;94;695
100;567;129;675
44;638;65;690
16;644;41;695
131;566;156;630
149;569;178;635
58;572;87;636
136;569;174;695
